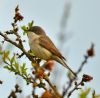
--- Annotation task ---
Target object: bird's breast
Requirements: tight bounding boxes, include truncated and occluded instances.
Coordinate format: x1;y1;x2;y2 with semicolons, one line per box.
29;39;52;60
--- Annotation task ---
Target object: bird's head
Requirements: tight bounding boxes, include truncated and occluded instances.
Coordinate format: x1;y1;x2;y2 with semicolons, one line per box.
26;26;46;36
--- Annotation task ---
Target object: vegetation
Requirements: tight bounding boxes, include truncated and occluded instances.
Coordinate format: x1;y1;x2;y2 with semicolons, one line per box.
0;5;99;98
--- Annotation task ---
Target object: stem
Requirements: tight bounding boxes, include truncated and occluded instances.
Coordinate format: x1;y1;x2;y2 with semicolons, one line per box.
45;78;62;98
67;81;82;98
0;31;61;97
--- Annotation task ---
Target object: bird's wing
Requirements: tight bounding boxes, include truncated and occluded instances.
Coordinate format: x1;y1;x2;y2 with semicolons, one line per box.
39;35;66;60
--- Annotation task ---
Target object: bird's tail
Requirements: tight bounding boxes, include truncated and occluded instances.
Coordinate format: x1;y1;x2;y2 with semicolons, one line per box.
53;56;76;77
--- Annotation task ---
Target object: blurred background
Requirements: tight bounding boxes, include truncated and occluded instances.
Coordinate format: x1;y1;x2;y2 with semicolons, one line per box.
0;0;100;98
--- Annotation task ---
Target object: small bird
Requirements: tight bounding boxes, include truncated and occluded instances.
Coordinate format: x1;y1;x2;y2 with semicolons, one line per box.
27;26;76;76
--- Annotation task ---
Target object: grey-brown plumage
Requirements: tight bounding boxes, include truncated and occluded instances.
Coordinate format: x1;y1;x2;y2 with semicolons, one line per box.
27;26;76;76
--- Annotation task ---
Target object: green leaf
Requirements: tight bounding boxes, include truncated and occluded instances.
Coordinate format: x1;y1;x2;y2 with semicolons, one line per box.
4;66;12;71
28;20;34;28
0;51;3;55
21;26;27;31
14;61;20;72
21;26;28;35
79;88;91;98
2;51;10;61
21;63;28;76
11;56;15;64
21;20;34;35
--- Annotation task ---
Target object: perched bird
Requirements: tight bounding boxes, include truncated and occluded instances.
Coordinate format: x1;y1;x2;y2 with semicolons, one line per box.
27;26;76;76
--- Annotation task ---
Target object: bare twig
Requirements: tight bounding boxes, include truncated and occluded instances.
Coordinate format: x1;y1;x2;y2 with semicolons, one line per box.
67;81;82;98
0;31;62;98
0;80;3;84
68;74;93;98
0;5;64;98
8;84;22;98
45;78;62;98
0;31;36;63
62;43;95;97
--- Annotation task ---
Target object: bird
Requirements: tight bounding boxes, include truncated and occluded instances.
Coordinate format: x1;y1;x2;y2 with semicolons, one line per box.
26;26;76;76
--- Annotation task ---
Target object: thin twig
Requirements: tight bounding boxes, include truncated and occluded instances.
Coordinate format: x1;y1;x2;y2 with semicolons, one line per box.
0;31;62;97
62;56;89;96
67;81;82;98
0;32;36;62
67;74;93;98
8;84;22;98
45;78;62;98
62;43;95;97
0;80;3;84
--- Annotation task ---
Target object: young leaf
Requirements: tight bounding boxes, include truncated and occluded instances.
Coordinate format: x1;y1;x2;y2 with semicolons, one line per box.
2;51;10;61
79;88;91;98
21;26;27;31
11;56;15;64
21;63;27;76
28;20;34;28
14;61;20;73
0;51;3;55
21;26;28;35
4;66;12;71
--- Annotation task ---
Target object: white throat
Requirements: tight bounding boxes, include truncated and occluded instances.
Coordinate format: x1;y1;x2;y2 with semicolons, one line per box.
27;31;39;42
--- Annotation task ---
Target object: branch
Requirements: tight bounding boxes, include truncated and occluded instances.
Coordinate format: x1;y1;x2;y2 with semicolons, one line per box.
62;43;95;97
8;84;22;98
0;80;3;84
68;74;93;98
0;31;36;63
0;31;61;98
45;77;63;98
